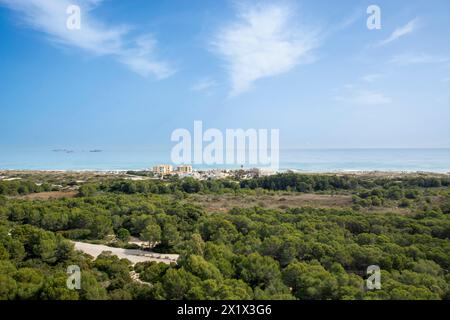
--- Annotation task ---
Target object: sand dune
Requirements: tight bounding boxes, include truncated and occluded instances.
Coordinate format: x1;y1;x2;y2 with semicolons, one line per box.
73;241;178;265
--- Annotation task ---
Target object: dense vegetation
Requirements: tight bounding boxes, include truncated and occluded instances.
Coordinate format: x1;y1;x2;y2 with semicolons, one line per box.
0;173;449;300
0;180;57;196
3;172;449;196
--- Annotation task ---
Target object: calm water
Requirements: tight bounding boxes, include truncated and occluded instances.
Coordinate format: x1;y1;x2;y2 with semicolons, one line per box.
0;148;449;173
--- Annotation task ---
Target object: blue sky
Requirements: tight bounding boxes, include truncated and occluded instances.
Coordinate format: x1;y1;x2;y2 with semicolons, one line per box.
0;0;449;151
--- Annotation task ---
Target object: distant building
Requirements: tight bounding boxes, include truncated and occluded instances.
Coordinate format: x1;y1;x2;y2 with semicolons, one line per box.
176;165;193;173
152;164;173;175
202;169;228;180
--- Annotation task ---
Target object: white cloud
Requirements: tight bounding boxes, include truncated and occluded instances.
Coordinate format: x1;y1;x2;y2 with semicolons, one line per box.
378;19;419;46
335;74;390;106
191;78;217;92
0;0;174;79
361;74;382;83
389;53;448;66
335;88;391;105
212;3;320;95
336;8;362;30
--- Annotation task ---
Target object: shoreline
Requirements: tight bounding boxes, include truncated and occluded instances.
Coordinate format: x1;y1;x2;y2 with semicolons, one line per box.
1;168;449;177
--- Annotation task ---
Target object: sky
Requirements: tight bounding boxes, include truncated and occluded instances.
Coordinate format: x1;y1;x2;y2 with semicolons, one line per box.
0;0;449;152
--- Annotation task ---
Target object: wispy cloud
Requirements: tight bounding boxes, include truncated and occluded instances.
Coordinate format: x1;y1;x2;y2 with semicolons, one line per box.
335;88;391;106
212;3;320;96
191;77;217;93
361;74;382;83
336;8;362;30
389;53;448;66
0;0;174;78
377;19;419;46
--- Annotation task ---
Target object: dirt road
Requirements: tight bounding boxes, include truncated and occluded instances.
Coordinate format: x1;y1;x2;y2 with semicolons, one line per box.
73;241;178;265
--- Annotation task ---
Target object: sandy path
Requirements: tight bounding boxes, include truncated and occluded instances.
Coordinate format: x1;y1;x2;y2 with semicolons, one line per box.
16;191;78;200
73;241;178;265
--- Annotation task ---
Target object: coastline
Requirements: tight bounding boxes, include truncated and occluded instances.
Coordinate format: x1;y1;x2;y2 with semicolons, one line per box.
1;168;449;177
1;148;449;174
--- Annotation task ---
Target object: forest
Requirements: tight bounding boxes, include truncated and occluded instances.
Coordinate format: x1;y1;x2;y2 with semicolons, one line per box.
0;172;449;300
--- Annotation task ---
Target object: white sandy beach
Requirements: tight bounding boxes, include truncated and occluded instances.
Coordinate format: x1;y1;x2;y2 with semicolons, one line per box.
73;241;179;265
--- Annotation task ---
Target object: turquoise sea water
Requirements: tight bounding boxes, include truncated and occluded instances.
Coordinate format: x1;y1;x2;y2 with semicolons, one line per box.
0;148;449;173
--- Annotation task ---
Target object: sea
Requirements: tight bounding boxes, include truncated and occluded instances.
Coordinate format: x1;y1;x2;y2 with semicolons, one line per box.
0;148;449;173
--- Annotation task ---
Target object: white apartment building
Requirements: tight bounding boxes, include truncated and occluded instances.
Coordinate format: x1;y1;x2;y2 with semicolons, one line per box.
152;164;173;175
